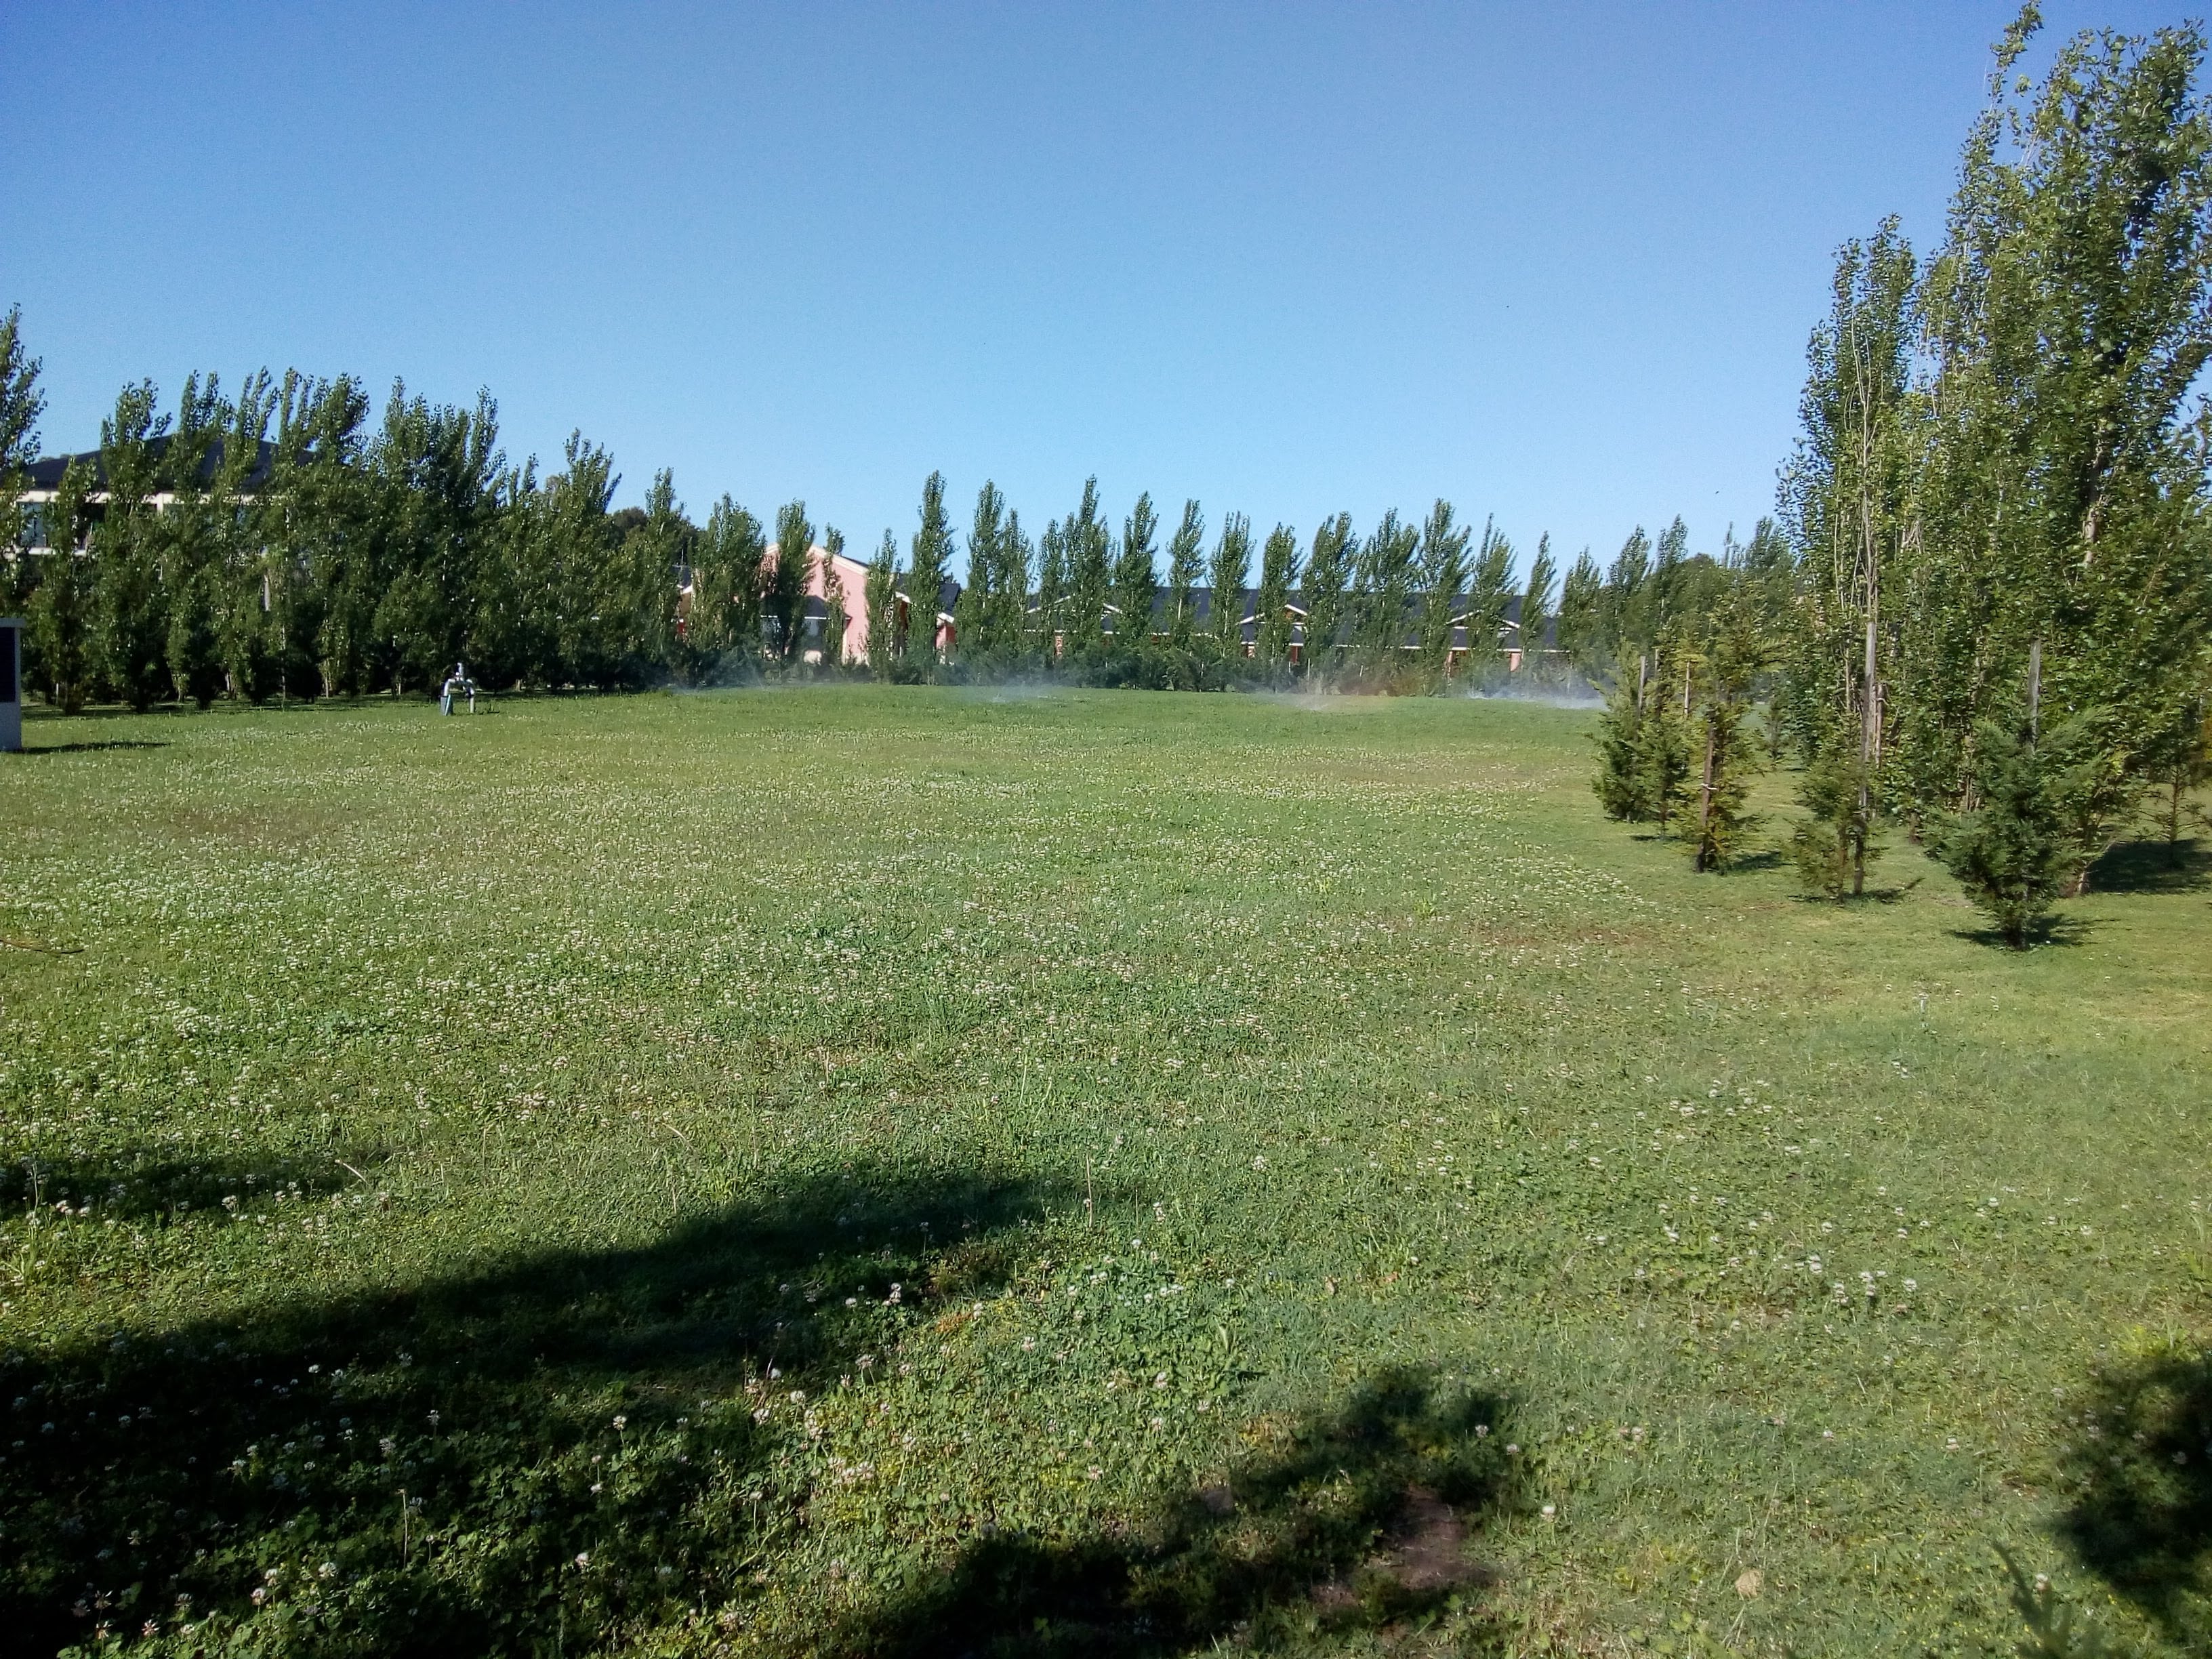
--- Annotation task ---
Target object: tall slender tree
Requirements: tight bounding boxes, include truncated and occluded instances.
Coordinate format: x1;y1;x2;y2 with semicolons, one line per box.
958;481;1004;663
0;307;45;620
1301;513;1353;680
1520;534;1558;674
1062;478;1110;655
767;500;814;666
906;471;956;674
1557;548;1604;670
1206;512;1252;656
1165;500;1204;648
864;528;898;676
1254;523;1300;672
1463;518;1515;678
818;527;848;670
1113;491;1159;651
1417;499;1473;685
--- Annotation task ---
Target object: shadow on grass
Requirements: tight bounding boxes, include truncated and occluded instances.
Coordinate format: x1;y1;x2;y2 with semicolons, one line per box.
826;1366;1518;1658
9;738;169;756
0;1164;1059;1655
2059;1338;2212;1647
1947;912;2097;951
2;1148;371;1222
2087;838;2211;895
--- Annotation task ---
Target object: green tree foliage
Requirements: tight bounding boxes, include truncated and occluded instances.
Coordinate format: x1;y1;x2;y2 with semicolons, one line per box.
1165;501;1204;649
1034;519;1068;661
957;482;1004;665
767;501;813;668
907;472;956;674
1600;527;1652;661
1353;509;1419;677
864;529;899;678
1934;708;2078;947
1061;478;1110;657
0;306;45;617
1113;492;1159;651
1685;598;1767;871
28;460;92;711
1792;752;1886;899
1557;548;1604;670
1300;513;1353;680
1206;512;1252;656
1593;653;1656;821
1253;523;1299;674
91;381;173;712
1416;499;1471;686
1462;519;1515;680
1521;534;1558;676
1639;653;1697;836
688;495;765;681
819;527;848;670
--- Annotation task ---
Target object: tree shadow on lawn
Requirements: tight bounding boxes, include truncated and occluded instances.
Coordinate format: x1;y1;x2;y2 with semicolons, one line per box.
823;1365;1520;1658
2059;1338;2212;1647
2086;837;2211;895
3;1147;370;1221
8;738;169;756
1;1163;1060;1655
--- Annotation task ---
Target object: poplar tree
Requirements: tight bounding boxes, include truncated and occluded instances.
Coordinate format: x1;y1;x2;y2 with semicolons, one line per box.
1063;478;1110;654
690;495;765;679
988;508;1031;663
768;500;814;666
906;471;955;674
28;461;92;711
1416;499;1472;685
1035;520;1068;661
1165;500;1204;648
864;529;898;676
1113;491;1159;651
1601;527;1652;659
1301;512;1353;680
1463;519;1515;678
958;481;1004;663
0;306;44;619
1520;534;1558;674
1557;549;1604;670
1206;512;1252;656
91;380;173;710
1901;11;2212;878
819;527;848;669
1254;523;1300;672
1353;510;1419;676
1778;218;1916;880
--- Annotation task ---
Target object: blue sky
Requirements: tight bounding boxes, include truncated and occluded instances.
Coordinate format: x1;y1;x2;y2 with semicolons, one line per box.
0;3;2196;574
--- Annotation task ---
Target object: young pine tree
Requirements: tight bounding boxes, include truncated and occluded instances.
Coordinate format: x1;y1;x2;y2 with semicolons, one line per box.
1791;752;1885;898
1592;651;1653;821
1637;651;1696;834
1685;602;1765;872
1933;710;2077;947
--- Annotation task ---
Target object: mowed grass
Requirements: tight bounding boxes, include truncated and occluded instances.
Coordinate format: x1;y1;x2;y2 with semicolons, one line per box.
2;685;2209;1658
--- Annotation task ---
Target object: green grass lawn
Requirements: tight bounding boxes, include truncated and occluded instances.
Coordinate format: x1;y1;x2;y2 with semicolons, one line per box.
2;686;2208;1658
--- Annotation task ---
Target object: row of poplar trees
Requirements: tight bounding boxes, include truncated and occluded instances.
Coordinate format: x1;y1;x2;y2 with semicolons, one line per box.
1593;9;2212;945
0;308;1730;708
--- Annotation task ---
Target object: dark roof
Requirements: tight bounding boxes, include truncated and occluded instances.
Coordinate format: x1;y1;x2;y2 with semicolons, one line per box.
26;436;278;493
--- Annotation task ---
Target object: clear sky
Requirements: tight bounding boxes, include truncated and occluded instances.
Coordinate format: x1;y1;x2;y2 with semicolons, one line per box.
0;2;2196;575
